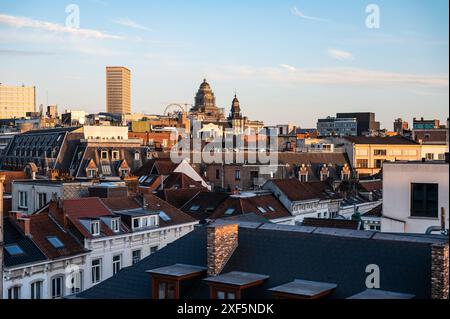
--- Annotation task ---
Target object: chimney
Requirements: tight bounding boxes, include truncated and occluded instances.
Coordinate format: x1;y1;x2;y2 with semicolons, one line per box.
207;223;238;276
10;212;31;237
431;243;449;299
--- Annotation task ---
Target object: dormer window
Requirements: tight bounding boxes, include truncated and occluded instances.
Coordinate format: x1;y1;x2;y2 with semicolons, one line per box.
134;152;140;161
101;151;108;160
91;221;100;236
119;168;130;177
112;150;120;161
87;168;98;178
111;218;120;233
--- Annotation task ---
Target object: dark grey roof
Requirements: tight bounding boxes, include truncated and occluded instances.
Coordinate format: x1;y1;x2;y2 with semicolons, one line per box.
347;289;415;299
77;223;448;299
204;271;269;286
114;209;159;217
3;218;47;268
268;279;337;298
147;264;207;278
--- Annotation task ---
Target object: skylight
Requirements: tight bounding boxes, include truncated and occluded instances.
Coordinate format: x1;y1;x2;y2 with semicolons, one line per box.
224;208;235;216
190;205;200;212
257;207;267;214
5;244;25;256
268;206;276;212
47;236;65;249
159;211;172;222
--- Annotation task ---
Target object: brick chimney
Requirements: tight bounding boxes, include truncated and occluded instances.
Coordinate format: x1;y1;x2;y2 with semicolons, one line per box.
10;212;31;237
207;223;238;276
431;243;449;299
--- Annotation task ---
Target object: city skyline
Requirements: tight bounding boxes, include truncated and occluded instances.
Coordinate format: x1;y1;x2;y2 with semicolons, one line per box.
0;0;449;127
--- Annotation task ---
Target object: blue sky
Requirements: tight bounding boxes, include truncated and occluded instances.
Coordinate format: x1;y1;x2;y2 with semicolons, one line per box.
0;0;448;128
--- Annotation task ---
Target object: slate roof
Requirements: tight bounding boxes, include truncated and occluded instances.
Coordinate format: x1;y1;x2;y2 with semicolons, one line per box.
155;188;204;209
363;204;383;218
3;218;47;268
76;223;448;299
180;191;230;222
302;218;362;230
162;172;204;190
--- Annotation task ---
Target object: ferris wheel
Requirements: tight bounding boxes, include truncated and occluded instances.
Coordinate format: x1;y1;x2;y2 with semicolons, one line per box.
164;103;191;116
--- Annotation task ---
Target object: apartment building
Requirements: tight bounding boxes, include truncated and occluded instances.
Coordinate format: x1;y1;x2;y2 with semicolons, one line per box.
0;85;36;119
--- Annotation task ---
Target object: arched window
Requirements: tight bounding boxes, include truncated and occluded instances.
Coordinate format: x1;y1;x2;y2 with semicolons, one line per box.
31;281;44;299
8;286;21;299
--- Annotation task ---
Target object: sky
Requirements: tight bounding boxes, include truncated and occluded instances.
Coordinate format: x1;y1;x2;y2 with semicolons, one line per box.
0;0;448;128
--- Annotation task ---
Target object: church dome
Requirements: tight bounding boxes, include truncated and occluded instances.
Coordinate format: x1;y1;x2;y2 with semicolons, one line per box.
199;78;211;91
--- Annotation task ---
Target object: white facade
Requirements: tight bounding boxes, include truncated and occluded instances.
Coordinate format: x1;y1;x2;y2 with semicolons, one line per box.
3;254;87;299
82;126;129;140
420;144;448;161
12;181;93;214
382;162;449;234
82;222;198;292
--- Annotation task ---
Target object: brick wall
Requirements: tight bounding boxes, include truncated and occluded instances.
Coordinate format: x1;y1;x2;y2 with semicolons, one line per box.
207;223;238;276
431;243;449;299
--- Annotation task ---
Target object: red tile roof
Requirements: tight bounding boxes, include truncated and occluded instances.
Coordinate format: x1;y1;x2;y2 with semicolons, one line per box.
143;194;197;227
269;179;342;202
101;197;141;211
29;212;87;259
211;194;291;221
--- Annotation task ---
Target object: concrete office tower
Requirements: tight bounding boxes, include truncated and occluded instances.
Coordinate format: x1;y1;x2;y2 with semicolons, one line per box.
0;84;36;119
106;67;131;115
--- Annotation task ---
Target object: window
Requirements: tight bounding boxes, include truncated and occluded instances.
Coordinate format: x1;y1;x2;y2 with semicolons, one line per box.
87;169;97;178
214;289;236;300
411;183;438;218
300;174;308;183
150;246;158;254
8;286;21;299
113;255;122;275
438;154;445;160
134;152;140;161
426;153;435;160
31;281;43;299
235;170;241;181
91;259;102;284
268;206;276;212
356;159;369;168
374;159;384;169
38;192;48;209
215;169;220;179
91;221;100;236
100;151;108;160
133;218;140;229
190;205;200;212
18;191;28;209
102;164;111;175
51;276;64;299
112;150;120;160
47;236;65;249
257;207;267;214
157;281;176;299
224;208;235;216
374;149;387;156
5;244;24;256
111;218;120;233
132;250;141;265
159;212;172;222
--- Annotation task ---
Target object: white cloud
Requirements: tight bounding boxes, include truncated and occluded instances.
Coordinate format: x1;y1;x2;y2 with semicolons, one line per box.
328;49;355;60
279;64;297;71
291;6;327;22
112;18;154;32
0;13;124;40
211;64;449;89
